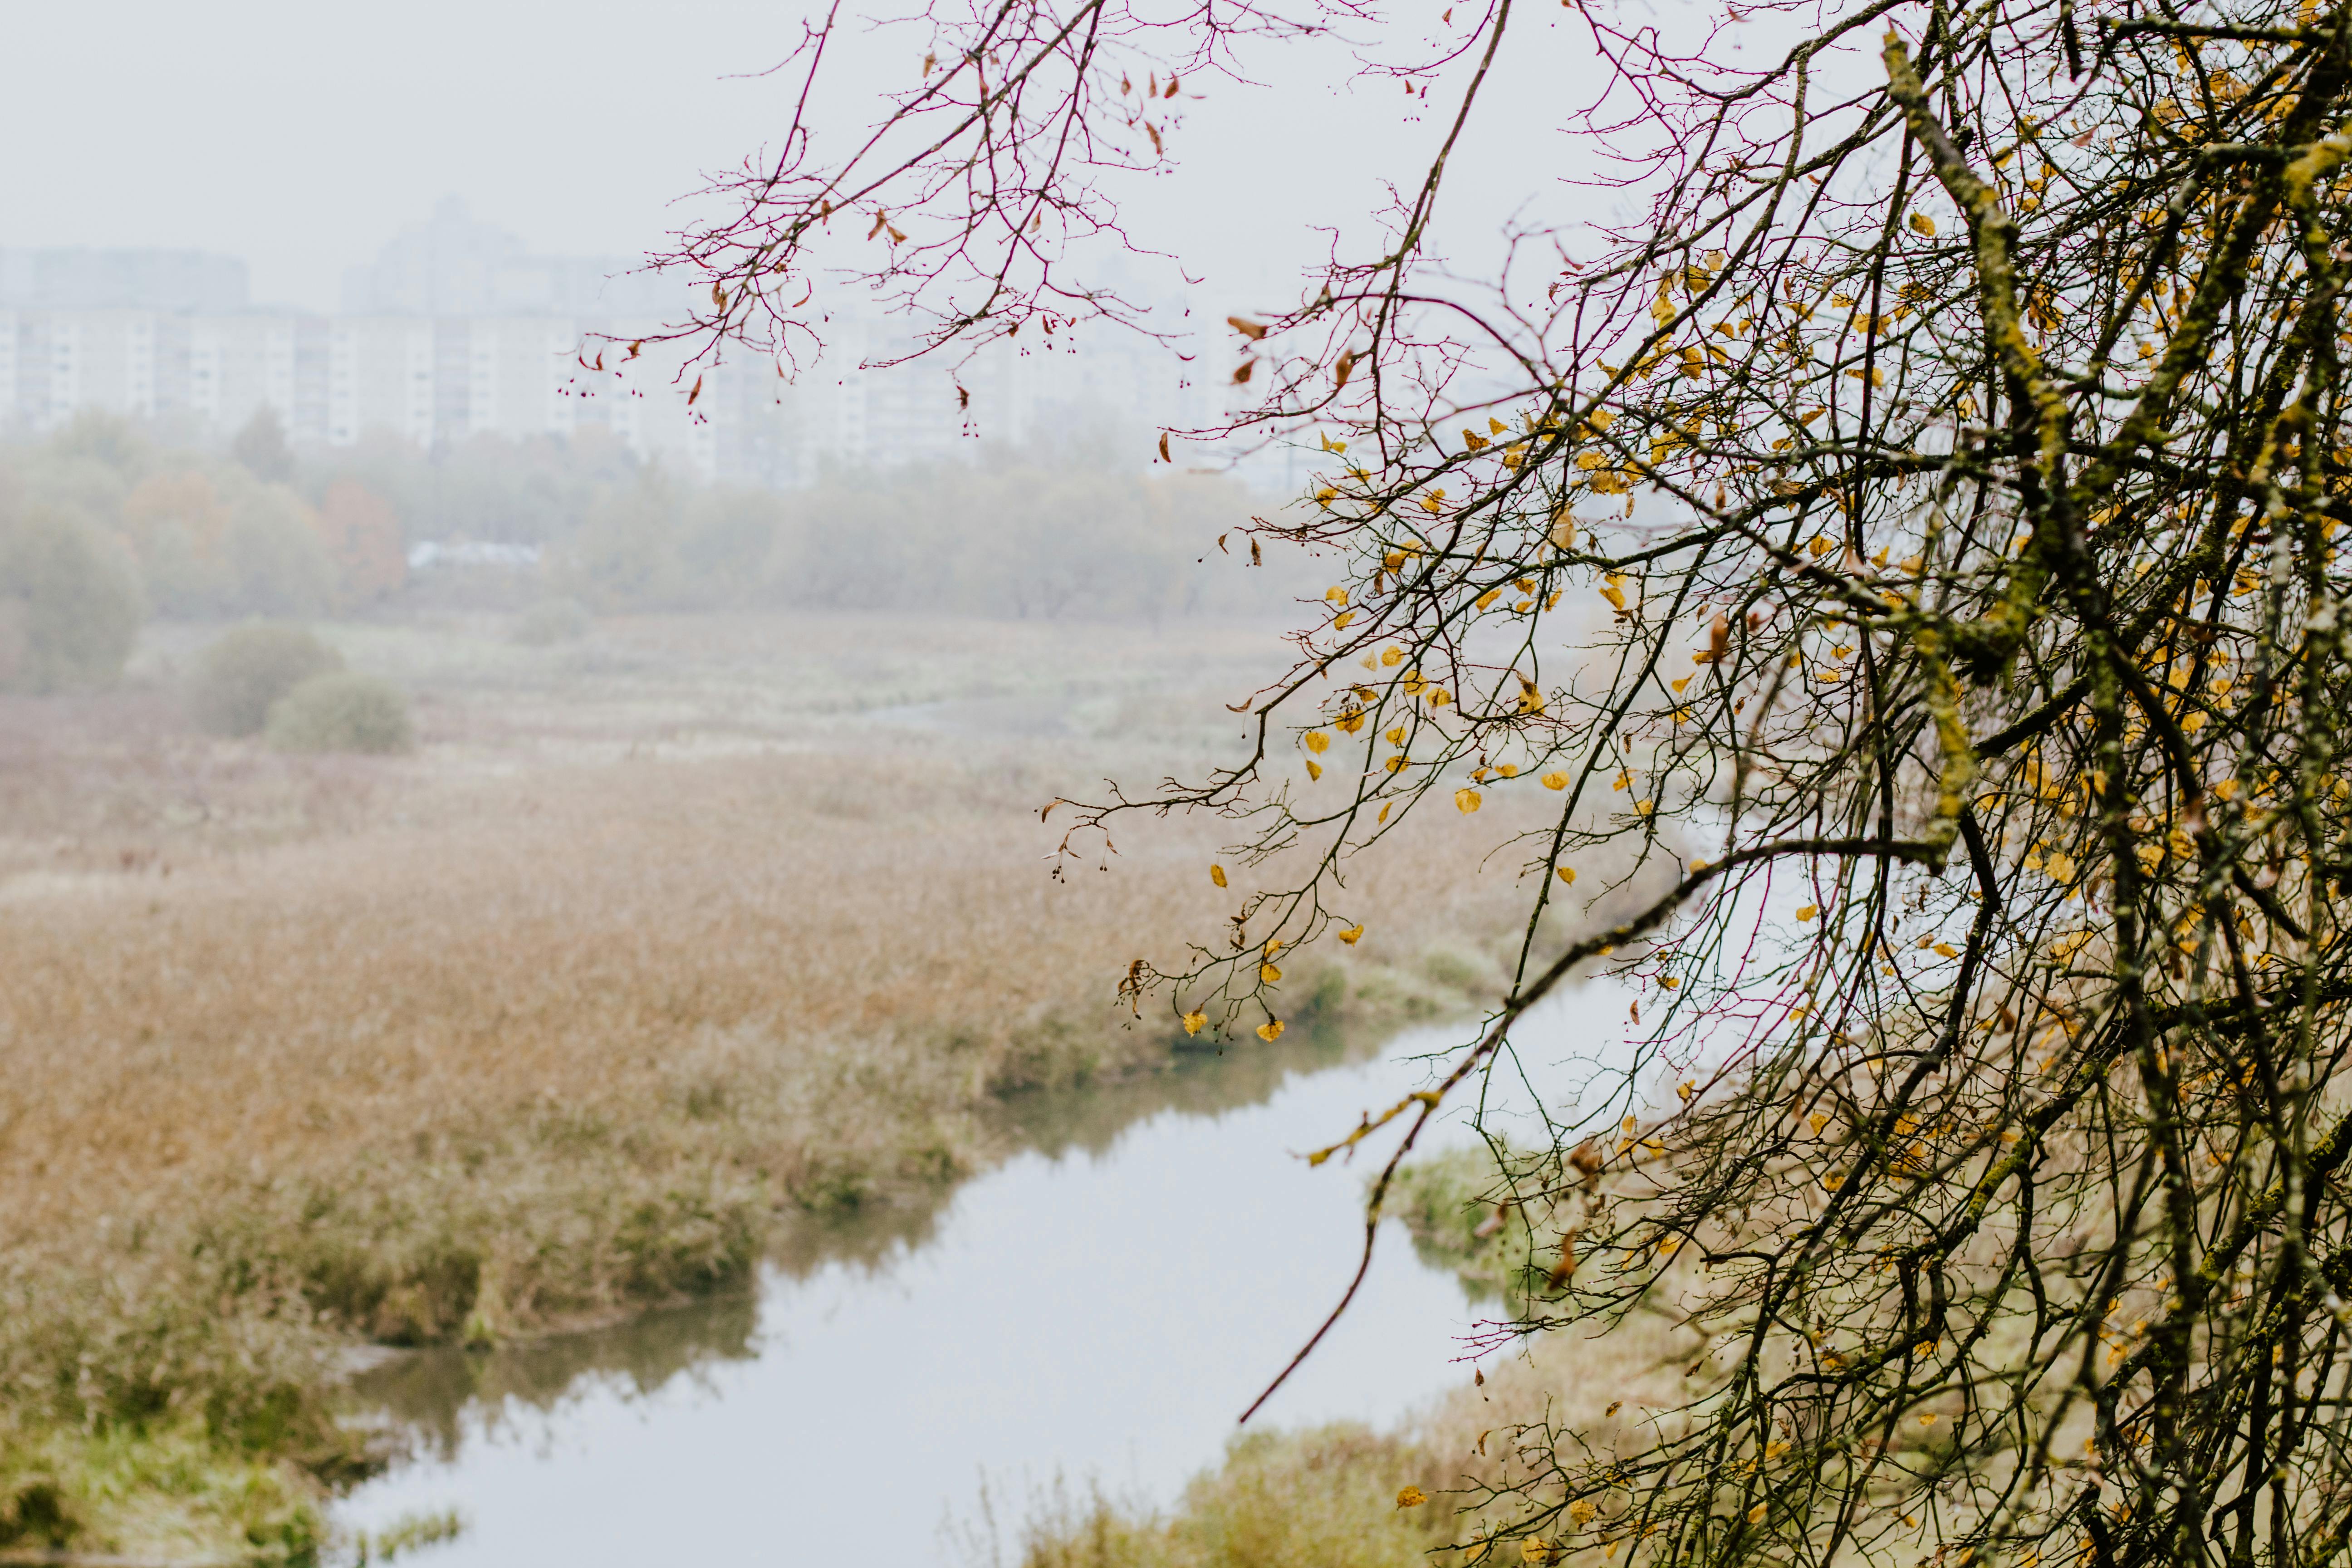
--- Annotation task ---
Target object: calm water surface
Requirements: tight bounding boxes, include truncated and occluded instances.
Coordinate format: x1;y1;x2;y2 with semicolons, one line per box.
339;1001;1616;1563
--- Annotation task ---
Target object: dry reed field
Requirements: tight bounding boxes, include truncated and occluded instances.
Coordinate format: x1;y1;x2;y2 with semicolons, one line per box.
0;609;1545;1558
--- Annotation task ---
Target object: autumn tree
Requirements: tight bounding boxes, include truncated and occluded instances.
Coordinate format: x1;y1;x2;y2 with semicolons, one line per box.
665;1;2352;1565
313;479;408;608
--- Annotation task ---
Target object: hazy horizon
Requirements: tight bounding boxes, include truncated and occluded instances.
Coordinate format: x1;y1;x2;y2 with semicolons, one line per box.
11;0;1604;327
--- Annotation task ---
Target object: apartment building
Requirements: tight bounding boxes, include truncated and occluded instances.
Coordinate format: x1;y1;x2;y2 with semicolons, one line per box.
0;225;1219;485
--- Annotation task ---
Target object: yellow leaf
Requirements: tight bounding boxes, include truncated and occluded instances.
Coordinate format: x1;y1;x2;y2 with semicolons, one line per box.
1795;904;1819;921
1382;647;1403;666
1261;963;1282;983
1497;763;1519;778
1326;585;1350;603
1316;487;1337;504
1600;583;1627;610
1489;417;1508;435
1455;788;1484;813
1932;942;1958;958
1749;1505;1767;1524
1181;1010;1207;1035
1908;211;1937;236
1476;588;1502;610
1427;688;1451;707
1306;760;1323;780
1385;757;1407;773
1671;676;1690;693
1397;1486;1429;1509
1556;866;1578;885
1636;799;1654;816
1385;726;1407;745
1333;611;1356;629
1257;1019;1285;1041
1919;1412;1939;1426
1377;802;1392;823
1542;772;1568;790
1339;924;1365;945
1304;731;1331;754
1210;864;1229;888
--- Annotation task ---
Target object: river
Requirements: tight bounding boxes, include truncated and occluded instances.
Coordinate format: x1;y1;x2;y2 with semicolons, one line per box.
338;997;1618;1563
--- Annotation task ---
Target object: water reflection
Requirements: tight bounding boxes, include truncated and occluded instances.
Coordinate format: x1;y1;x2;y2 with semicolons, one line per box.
340;1028;1538;1563
350;1022;1392;1465
353;1294;764;1465
338;996;1630;1564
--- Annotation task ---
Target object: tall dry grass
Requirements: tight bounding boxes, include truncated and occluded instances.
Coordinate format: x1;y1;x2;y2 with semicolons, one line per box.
0;720;1536;1555
0;745;1524;1247
0;609;1588;1555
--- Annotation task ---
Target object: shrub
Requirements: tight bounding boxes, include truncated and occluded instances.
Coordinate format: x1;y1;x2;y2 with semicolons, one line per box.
1019;1426;1447;1568
188;625;342;737
266;674;413;755
511;596;592;646
0;505;144;694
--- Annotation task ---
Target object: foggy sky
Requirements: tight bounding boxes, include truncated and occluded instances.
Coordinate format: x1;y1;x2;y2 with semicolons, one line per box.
9;0;1606;329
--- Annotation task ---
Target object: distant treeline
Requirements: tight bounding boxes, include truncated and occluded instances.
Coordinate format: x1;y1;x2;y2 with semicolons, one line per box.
0;411;1310;692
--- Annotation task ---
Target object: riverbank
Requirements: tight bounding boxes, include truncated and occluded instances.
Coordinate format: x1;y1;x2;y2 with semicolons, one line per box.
1001;1303;1695;1568
0;612;1548;1562
1010;1258;1695;1568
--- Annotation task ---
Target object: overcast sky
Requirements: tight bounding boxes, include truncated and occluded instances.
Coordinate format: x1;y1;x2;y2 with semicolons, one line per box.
6;0;1610;327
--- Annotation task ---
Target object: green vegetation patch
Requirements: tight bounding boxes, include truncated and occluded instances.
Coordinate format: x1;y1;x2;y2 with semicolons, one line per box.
1019;1425;1450;1568
189;623;343;737
265;672;415;755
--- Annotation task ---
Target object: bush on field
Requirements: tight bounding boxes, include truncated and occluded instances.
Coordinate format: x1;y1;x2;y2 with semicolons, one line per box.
0;504;144;694
266;673;413;755
511;596;592;646
188;625;342;738
1019;1426;1447;1568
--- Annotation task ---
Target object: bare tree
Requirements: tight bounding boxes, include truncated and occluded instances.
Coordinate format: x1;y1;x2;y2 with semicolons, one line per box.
671;1;2352;1564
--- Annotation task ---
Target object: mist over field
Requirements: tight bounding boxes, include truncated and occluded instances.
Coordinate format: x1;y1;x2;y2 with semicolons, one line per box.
9;0;2337;1562
0;0;1667;1551
0;190;1581;1560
